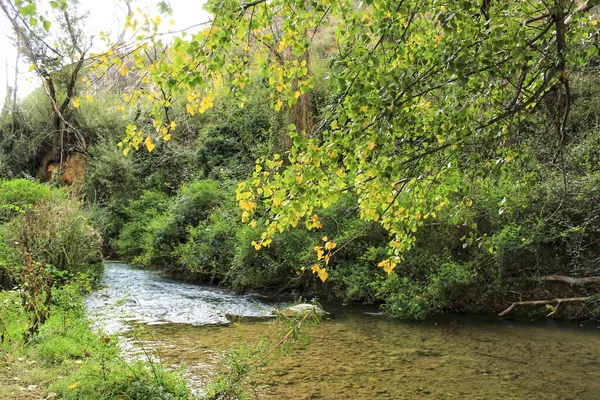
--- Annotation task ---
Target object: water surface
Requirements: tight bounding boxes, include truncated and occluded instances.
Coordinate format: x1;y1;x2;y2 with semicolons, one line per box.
88;262;600;399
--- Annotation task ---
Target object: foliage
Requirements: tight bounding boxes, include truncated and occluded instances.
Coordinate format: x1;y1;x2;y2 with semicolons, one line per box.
194;83;274;180
0;180;103;279
176;205;241;282
84;140;141;206
117;181;224;267
95;0;598;284
117;190;170;261
20;254;53;341
0;178;55;221
0;281;191;399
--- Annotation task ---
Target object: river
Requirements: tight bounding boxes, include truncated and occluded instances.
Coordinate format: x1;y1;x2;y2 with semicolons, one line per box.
87;261;600;399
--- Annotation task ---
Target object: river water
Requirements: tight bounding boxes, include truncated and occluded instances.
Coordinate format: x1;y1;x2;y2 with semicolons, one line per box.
87;261;600;399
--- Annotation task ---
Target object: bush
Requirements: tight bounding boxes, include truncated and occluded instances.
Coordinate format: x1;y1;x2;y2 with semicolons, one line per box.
2;192;103;279
0;178;55;221
117;181;225;268
117;190;170;261
176;205;240;282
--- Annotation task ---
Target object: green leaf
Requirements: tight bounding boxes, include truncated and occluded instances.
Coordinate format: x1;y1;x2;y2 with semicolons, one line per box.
43;20;51;32
29;17;38;27
50;1;59;9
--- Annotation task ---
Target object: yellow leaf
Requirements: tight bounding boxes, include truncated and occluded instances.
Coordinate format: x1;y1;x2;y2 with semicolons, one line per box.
315;246;324;260
81;77;87;82
324;241;337;250
311;264;320;273
186;104;195;116
68;383;79;390
73;97;80;108
592;20;598;25
170;121;176;130
317;268;329;283
322;236;328;242
275;98;283;111
144;136;155;152
368;141;375;150
331;121;339;130
99;55;108;63
378;259;397;274
238;81;245;88
199;96;214;114
85;94;93;103
120;67;128;76
123;147;130;157
252;241;261;251
296;176;303;184
294;90;301;98
29;64;36;71
163;134;171;141
360;105;367;112
249;220;257;227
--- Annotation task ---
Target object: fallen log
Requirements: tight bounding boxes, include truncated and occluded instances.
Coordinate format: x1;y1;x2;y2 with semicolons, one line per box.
543;275;600;286
498;296;592;317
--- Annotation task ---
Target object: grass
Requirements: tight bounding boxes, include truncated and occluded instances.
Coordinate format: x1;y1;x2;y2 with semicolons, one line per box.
0;282;192;400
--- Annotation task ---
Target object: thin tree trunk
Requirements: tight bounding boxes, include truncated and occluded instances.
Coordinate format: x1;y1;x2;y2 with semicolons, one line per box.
11;40;20;137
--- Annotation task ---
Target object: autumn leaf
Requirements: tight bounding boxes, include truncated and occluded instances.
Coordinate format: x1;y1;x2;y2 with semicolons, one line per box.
144;136;155;152
72;97;80;108
314;246;324;260
317;268;329;282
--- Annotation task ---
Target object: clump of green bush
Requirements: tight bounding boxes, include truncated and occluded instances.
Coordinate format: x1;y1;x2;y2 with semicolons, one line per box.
0;179;103;284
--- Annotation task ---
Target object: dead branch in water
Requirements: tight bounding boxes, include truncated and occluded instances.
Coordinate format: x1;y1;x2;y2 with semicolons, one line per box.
499;297;593;317
543;275;600;286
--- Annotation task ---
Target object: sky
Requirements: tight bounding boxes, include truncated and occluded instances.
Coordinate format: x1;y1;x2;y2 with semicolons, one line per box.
0;0;209;109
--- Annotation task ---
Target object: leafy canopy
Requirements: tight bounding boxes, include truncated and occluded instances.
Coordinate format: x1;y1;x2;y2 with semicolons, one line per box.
95;0;599;279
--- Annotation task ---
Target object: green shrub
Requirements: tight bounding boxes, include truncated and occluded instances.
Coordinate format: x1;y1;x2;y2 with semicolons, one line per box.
3;195;103;279
0;179;56;221
176;205;240;281
117;190;170;261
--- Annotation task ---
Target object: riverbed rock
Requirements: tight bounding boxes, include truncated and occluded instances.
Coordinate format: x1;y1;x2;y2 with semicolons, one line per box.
275;303;328;317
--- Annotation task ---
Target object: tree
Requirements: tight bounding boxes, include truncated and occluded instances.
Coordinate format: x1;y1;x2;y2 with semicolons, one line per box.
0;0;91;179
109;0;598;279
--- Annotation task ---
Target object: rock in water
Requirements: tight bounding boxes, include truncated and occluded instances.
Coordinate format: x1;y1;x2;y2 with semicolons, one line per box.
276;303;328;317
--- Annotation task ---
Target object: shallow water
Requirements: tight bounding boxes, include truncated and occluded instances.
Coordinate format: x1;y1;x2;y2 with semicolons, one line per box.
88;262;600;399
86;261;280;334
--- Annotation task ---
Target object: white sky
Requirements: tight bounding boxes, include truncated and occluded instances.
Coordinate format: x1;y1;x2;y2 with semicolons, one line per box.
0;0;209;109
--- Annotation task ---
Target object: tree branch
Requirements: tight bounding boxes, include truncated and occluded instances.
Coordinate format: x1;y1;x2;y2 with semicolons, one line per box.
498;296;592;317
